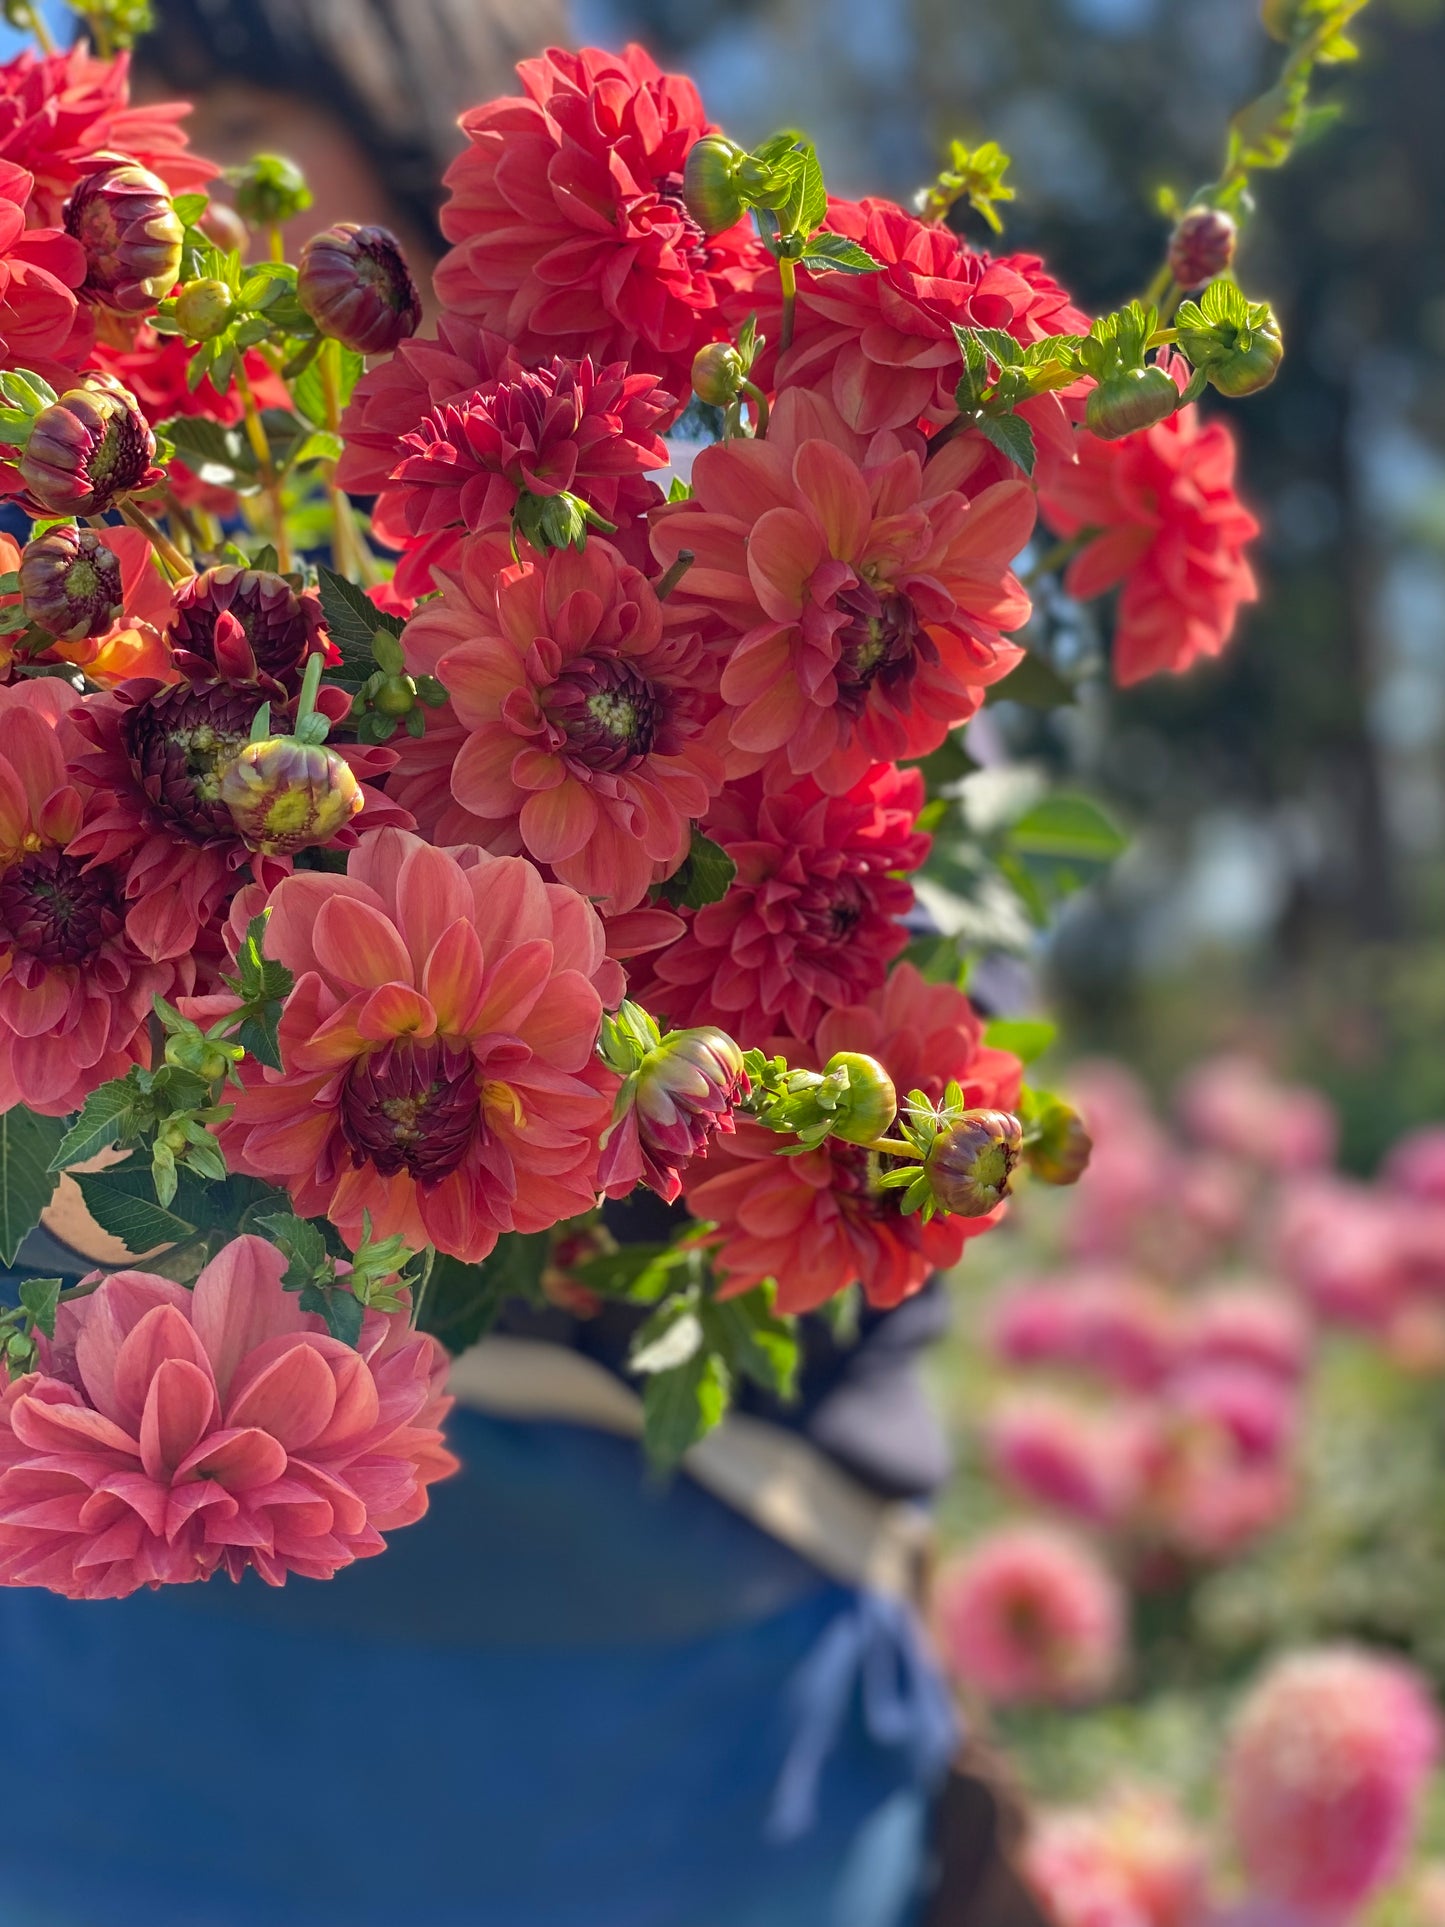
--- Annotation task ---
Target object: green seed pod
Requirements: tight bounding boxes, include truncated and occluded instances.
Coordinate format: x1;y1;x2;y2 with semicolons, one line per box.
691;341;745;407
1085;365;1180;441
175;277;234;342
821;1052;898;1147
683;135;746;236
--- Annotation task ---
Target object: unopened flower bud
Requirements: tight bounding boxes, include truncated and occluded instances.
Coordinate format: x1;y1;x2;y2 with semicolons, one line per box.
19;524;123;639
230;153;312;230
197;200;249;254
691;341;745;407
219;737;364;855
1168;205;1237;289
65;159;183;314
1025;1102;1093;1187
373;674;417;717
1085;365;1179;441
19;373;158;516
174;277;234;342
821;1052;898;1146
924;1110;1023;1217
298;223;422;356
683;135;747;236
599;1019;749;1205
1176;289;1284;399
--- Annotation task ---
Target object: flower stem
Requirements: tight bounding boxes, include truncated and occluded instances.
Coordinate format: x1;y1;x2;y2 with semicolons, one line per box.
234;364;292;573
858;1136;922;1160
318;337;362;580
654;549;696;601
268;225;285;264
119;499;193;582
778;255;797;352
1142;262;1174;309
1023;530;1091;588
741;378;770;439
20;2;56;53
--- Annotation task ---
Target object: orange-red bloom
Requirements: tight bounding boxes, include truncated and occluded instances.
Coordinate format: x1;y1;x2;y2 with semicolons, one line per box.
406;537;725;913
204;829;623;1262
684;963;1023;1311
1037;362;1260;687
433;44;764;399
651;388;1032;792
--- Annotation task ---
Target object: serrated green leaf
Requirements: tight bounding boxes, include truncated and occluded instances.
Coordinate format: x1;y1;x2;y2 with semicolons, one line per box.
701;1287;798;1400
286;428;344;469
172;193;209;227
0;1107;64;1267
160;414;253;486
975;411;1036;475
18;1275;61;1339
290;345;363;429
641;1348;730;1471
801;232;883;274
797;144;828;234
317;565;404;680
49;1073;142;1170
1007;794;1129;862
254;1210;329;1292
983;1016;1058;1064
658;829;736;910
73;1163;194;1255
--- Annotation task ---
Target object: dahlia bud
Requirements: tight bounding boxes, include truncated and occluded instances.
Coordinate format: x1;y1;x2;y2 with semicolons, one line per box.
682;135;747;236
218;737;364;855
1175;286;1284;398
174;277;234;342
1168;205;1237;288
297;224;422;356
169;564;329;694
19;524;124;640
1025;1101;1094;1187
197;200;249;254
820;1052;898;1146
19;373;159;516
230;153;312;230
1085;365;1179;441
64;159;184;314
598;1004;749;1204
691;341;746;408
924;1110;1023;1217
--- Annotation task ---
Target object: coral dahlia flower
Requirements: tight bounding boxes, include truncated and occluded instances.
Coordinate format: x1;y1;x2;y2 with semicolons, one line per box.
0;678;182;1114
684;963;1023;1312
934;1523;1125;1705
0;1236;456;1599
407;536;725;914
433;44;764;399
204;829;622;1263
748;197;1088;447
378;355;672;593
1024;1794;1210;1927
1037;361;1259;687
651;388;1032;792
628;762;927;1042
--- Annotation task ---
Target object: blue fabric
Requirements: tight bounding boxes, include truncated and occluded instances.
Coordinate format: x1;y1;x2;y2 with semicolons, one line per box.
0;1407;953;1927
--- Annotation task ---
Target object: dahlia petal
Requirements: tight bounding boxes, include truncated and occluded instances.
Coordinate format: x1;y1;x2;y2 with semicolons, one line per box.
794;438;872;561
112;1304;215;1432
519;781;598;864
469;935;555;1036
225;1340;339;1452
191;1235;301;1399
312;896;416;993
422;918;491;1035
176;1426;289;1491
355;982;439;1043
746;508;828;622
139;1357;216;1482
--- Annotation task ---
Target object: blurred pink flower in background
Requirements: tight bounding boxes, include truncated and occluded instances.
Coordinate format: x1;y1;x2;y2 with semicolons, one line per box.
933;1522;1126;1705
1178;1285;1311;1386
985;1390;1142;1527
1176;1056;1337;1175
1025;1792;1210;1927
990;1268;1178;1393
1224;1646;1440;1920
1384;1127;1445;1204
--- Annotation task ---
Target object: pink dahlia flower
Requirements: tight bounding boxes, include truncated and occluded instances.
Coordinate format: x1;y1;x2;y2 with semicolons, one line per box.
933;1523;1125;1705
650;387;1033;793
1170;1363;1298;1466
1225;1647;1440;1919
0;1236;455;1599
1037;362;1259;687
748;195;1087;448
684;962;1023;1312
201;829;622;1263
1385;1126;1445;1203
984;1391;1140;1527
378;354;673;593
1272;1176;1407;1333
626;762;928;1043
1176;1055;1336;1173
0;678;184;1114
336;314;507;501
1024;1794;1210;1927
406;536;725;914
1178;1285;1311;1386
433;45;764;400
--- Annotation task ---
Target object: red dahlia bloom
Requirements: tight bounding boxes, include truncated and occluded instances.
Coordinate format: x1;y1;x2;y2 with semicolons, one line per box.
0;157;87;373
0;45;215;226
0;679;183;1114
379;355;673;593
336;314;507;499
651;388;1032;793
406;535;725;913
1037;361;1260;686
201;830;622;1263
746;197;1087;450
433;44;764;398
684;963;1024;1312
628;763;928;1043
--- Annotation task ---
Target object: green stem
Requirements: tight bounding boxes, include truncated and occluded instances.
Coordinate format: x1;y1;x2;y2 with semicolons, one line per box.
778;255;797;353
1142;261;1174;308
858;1136;922;1161
293;648;324;730
318;337;361;580
267;225;285;264
410;1247;437;1332
119;499;192;582
740;378;770;439
653;548;696;602
234;365;292;573
1023;530;1091;587
22;2;56;52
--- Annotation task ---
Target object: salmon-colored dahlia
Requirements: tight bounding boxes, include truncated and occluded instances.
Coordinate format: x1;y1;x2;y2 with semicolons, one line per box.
203;829;622;1262
651;388;1032;792
0;1236;456;1599
407;536;725;913
1037;362;1259;687
628;762;927;1042
684;962;1022;1311
433;44;763;398
747;197;1088;448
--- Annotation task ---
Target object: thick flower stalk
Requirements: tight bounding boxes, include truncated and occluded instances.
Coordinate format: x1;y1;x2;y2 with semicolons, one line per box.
405;536;725;913
596;1000;748;1203
0;1237;456;1599
196;829;623;1262
650;388;1032;792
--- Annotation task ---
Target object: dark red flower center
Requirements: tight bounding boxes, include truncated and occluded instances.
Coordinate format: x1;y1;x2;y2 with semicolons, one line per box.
834;584;934;716
798;876;867;947
0;848;122;965
548;655;660;772
340;1037;478;1183
122;683;260;843
653;175;714;271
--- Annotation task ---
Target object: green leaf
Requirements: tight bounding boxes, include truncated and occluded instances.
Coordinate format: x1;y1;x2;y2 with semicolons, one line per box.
983;1016;1058;1064
641;1348;730;1471
172;193;209;227
317;565;404;679
300;1280;364;1347
658;828;736;910
797;143;828;234
630;1307;704;1375
253;1210;329;1292
18;1275;61;1339
286;428;344;469
290;345;363;428
985;650;1077;710
160;414;253;486
49;1072;142;1170
72;1161;194;1255
701;1286;798;1400
572;1241;694;1304
975;411;1036;476
800;232;883;274
0;1107;64;1267
419;1232;549;1354
1007;794;1129;863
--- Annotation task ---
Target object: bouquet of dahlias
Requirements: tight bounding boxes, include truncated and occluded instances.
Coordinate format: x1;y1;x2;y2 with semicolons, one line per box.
0;0;1358;1601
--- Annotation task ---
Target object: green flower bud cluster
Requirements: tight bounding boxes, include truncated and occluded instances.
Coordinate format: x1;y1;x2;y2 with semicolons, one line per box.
1175;279;1284;398
743;1047;898;1152
1078;302;1180;441
349;625;447;746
